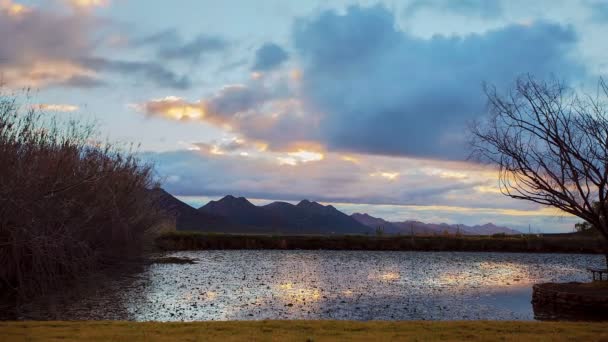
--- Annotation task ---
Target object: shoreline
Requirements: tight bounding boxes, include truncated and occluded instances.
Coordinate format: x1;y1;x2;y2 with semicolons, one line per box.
156;232;607;254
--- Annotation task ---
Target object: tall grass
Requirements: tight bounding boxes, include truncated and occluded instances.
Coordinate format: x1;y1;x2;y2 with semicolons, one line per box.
0;94;165;301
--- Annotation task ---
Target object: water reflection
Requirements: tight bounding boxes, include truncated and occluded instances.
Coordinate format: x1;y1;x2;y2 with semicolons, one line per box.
24;251;605;321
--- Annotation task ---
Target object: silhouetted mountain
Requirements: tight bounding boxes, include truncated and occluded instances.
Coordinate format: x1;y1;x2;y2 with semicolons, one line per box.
350;213;402;234
199;195;286;228
199;196;370;234
150;188;230;231
351;212;520;235
152;190;520;235
394;220;460;235
459;223;521;235
262;200;371;234
352;214;435;235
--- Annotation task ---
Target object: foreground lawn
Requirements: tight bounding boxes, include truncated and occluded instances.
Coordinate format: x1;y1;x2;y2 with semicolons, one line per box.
2;320;608;341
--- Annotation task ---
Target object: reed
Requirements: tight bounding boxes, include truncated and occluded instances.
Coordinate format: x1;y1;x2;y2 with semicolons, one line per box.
0;93;165;302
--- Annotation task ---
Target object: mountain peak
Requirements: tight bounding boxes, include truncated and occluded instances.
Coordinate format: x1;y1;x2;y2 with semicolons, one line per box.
218;195;252;204
297;199;323;208
352;212;372;218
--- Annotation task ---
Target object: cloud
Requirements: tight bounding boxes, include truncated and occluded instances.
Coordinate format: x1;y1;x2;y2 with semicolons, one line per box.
587;0;608;22
192;137;247;155
159;34;228;63
135;96;205;120
0;60;102;88
404;0;503;19
133;75;321;151
252;43;289;71
0;1;100;87
134;29;229;63
66;0;109;10
292;5;585;159
133;82;273;124
34;103;79;112
1;0;29;16
142;147;540;212
0;3;190;89
81;57;192;89
206;84;272;117
131;5;585;161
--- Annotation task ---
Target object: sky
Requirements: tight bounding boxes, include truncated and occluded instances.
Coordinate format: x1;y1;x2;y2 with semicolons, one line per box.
2;0;607;232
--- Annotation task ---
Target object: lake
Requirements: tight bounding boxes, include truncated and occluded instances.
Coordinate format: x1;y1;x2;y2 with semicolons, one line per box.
22;251;605;321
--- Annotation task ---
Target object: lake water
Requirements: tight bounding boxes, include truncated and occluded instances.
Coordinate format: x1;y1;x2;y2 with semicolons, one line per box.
24;251;605;321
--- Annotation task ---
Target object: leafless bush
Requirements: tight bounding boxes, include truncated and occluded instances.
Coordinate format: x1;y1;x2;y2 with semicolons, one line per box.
0;93;165;301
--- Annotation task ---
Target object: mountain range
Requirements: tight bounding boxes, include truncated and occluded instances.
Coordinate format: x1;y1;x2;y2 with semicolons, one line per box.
153;189;521;235
350;213;521;235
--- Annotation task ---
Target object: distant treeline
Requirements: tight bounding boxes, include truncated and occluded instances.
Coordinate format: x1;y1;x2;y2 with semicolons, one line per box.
156;232;608;254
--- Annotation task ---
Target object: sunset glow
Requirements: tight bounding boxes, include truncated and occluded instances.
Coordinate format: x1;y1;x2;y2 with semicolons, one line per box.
1;0;601;233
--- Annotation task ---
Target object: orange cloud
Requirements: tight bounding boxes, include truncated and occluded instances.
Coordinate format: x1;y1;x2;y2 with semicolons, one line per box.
370;171;400;180
67;0;109;9
1;60;98;88
281;149;324;165
0;0;30;17
134;85;318;154
134;96;207;121
35;104;79;112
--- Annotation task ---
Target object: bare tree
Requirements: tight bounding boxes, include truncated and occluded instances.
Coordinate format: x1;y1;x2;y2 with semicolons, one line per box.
470;75;608;267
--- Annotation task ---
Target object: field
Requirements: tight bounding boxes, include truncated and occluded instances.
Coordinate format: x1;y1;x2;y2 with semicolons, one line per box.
156;231;607;254
3;320;608;341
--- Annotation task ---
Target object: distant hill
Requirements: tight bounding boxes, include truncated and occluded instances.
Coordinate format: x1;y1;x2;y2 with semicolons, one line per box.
459;223;521;235
200;196;370;234
350;213;402;234
152;189;520;235
264;200;371;234
200;195;285;228
150;188;232;232
351;212;520;235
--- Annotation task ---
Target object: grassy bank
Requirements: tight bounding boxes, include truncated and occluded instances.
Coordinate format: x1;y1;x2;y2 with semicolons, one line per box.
155;231;607;254
2;321;608;341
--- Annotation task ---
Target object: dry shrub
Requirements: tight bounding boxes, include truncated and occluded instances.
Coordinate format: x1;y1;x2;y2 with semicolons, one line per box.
0;94;165;300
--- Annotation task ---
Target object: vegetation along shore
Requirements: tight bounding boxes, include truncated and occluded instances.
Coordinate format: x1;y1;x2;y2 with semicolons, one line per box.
156;231;607;254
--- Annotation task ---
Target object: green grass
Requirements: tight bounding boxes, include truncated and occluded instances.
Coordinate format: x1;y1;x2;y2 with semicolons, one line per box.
2;321;608;341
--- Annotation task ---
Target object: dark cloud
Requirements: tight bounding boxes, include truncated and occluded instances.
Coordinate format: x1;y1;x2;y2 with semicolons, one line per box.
0;4;99;87
293;5;585;159
252;43;289;71
0;7;94;65
404;0;503;19
159;34;228;62
0;6;191;89
206;84;273;117
132;28;180;47
60;75;106;88
135;29;228;63
81;57;191;89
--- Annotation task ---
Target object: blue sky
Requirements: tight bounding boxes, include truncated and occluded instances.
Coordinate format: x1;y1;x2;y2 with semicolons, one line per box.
2;0;607;232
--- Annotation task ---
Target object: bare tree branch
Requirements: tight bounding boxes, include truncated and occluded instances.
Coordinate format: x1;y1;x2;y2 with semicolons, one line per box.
470;75;608;266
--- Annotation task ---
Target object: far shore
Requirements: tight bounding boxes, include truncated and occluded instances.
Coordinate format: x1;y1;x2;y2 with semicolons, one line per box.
155;231;607;254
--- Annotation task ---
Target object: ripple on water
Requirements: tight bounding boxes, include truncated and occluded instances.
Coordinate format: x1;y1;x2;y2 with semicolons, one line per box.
34;251;607;321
